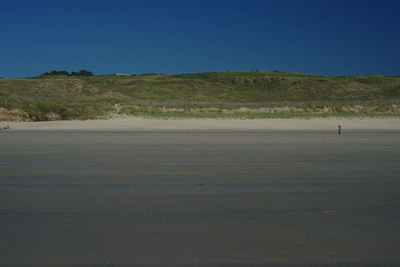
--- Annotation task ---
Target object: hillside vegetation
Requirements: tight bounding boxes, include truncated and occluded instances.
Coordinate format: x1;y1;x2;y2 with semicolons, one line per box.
1;71;400;121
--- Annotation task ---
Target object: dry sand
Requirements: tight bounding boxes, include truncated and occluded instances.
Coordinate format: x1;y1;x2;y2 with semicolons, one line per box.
2;117;400;131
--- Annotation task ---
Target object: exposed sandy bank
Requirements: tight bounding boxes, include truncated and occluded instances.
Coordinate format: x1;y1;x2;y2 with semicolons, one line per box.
2;117;400;131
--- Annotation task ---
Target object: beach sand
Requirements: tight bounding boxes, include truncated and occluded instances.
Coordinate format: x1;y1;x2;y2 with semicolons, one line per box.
1;129;400;266
2;117;400;131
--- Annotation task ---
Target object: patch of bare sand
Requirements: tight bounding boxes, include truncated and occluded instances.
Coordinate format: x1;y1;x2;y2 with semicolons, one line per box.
3;117;400;131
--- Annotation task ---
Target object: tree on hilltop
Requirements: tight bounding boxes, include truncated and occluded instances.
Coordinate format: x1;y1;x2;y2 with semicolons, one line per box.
41;69;94;77
71;70;94;76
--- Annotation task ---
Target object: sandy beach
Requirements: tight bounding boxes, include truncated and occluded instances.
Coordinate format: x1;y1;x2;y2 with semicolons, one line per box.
2;117;400;131
1;116;400;267
1;129;400;266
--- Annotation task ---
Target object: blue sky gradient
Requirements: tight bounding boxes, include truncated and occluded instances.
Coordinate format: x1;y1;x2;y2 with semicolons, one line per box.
1;0;399;77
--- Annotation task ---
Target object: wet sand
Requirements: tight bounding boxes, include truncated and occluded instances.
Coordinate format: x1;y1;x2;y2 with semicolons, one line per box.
1;130;400;266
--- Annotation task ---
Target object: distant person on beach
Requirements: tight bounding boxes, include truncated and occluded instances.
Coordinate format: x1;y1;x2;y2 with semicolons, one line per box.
338;125;342;134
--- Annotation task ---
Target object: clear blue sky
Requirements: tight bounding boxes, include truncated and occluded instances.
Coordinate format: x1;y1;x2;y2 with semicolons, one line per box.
1;0;399;77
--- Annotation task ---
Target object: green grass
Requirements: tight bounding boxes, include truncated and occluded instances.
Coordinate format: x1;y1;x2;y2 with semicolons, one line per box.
2;71;400;101
1;71;400;121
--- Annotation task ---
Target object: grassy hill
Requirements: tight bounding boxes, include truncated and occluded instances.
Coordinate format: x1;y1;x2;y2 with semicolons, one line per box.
1;71;400;121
